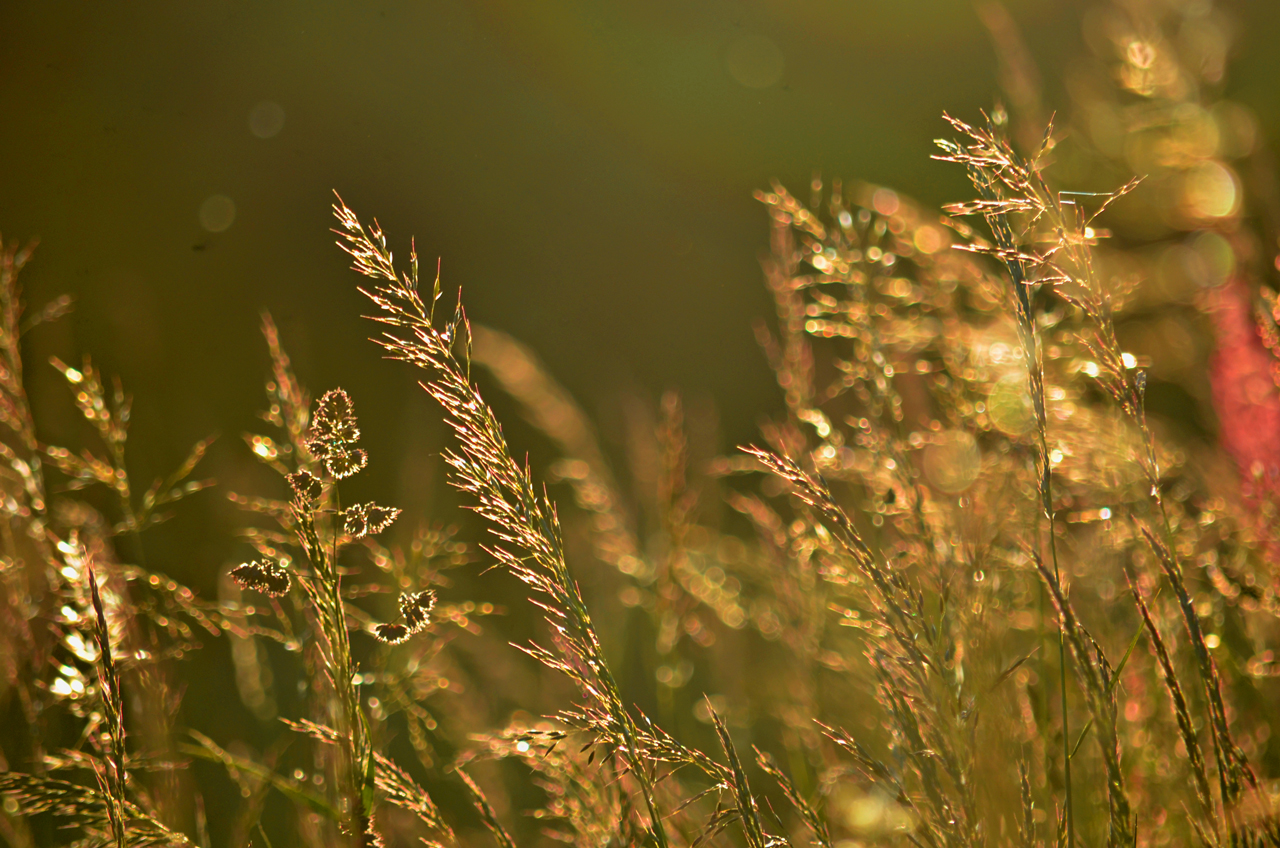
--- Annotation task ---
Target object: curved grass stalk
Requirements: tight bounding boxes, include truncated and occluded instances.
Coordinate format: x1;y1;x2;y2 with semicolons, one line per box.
332;197;675;848
935;113;1137;847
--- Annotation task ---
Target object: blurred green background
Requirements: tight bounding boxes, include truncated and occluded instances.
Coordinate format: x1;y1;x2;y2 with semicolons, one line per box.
1;0;1278;642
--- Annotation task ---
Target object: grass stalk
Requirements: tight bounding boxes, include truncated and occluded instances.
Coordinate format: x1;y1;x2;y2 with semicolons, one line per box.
333;197;676;847
87;562;128;848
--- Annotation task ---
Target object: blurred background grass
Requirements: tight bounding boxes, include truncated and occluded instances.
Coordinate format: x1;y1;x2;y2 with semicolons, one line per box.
1;0;1279;783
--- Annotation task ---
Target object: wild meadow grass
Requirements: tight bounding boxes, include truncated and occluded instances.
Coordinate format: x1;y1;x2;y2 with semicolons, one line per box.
3;1;1280;846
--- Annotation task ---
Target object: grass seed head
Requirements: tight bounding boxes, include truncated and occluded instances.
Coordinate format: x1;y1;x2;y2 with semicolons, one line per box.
231;559;291;597
343;502;401;538
373;622;411;645
287;468;323;504
399;590;436;632
308;388;368;478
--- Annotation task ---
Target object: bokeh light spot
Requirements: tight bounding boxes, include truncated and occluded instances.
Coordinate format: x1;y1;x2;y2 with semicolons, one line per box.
1182;161;1239;220
913;226;944;254
725;35;784;89
249;101;285;138
988;373;1034;436
872;188;900;216
923;430;981;494
1191;230;1234;286
1212;101;1258;158
1126;40;1156;70
199;195;236;232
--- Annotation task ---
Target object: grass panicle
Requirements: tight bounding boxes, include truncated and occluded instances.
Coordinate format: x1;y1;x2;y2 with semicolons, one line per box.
336;196;694;848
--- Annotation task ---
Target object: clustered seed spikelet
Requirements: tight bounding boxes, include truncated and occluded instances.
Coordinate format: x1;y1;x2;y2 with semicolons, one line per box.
286;468;323;504
231;559;291;596
343;502;401;538
307;388;368;478
373;622;410;645
399;590;435;631
373;590;435;644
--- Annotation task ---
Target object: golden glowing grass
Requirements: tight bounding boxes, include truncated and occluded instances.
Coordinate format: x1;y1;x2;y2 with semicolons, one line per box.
3;2;1280;847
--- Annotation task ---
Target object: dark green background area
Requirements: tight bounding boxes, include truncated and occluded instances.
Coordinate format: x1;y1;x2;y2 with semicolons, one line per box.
0;0;1277;600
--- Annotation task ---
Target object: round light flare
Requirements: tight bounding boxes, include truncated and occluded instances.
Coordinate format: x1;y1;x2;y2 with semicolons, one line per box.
1181;161;1240;220
1191;230;1235;286
835;787;916;836
872;188;900;216
988;373;1034;436
923;430;982;494
249;100;285;139
725;34;784;89
199;195;237;232
913;225;945;255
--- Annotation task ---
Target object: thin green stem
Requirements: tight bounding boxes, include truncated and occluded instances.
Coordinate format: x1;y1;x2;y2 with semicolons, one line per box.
1048;524;1073;848
1025;310;1073;848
